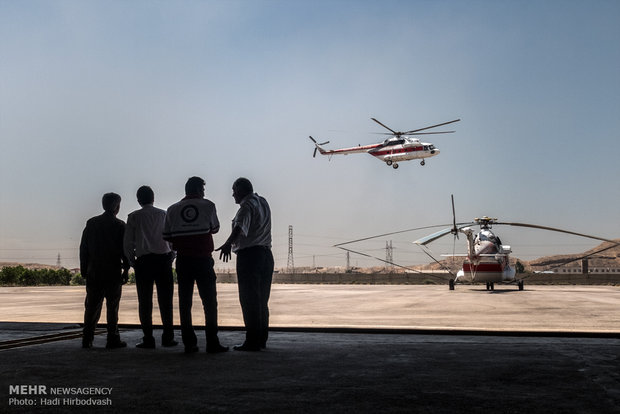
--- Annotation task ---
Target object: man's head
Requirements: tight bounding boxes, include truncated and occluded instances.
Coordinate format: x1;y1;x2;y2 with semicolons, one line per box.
102;192;121;215
232;177;253;204
136;186;154;206
185;176;206;197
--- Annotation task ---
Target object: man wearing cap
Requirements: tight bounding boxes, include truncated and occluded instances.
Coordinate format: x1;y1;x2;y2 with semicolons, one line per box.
163;176;227;354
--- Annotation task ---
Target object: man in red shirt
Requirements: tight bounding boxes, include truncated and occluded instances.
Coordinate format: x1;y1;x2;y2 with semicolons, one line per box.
163;177;227;353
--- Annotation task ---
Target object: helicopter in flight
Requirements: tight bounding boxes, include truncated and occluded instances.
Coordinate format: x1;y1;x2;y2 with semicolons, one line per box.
309;117;460;169
414;196;620;291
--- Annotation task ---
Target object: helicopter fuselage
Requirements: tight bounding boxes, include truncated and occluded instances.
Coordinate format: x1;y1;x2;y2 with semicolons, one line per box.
369;138;439;164
455;227;516;284
315;138;440;168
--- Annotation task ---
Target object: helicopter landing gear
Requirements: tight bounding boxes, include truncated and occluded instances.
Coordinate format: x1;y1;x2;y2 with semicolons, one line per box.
486;282;494;291
518;280;524;291
386;160;392;166
449;279;455;290
392;163;399;169
420;159;425;166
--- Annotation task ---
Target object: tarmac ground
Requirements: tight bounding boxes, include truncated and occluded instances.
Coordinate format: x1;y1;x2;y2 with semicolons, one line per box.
1;285;619;413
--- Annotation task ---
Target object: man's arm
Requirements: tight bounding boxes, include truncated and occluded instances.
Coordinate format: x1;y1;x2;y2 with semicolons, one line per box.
123;215;136;267
216;225;242;263
79;225;89;277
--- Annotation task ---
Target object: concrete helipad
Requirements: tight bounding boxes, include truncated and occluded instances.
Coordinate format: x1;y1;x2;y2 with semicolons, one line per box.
1;285;619;413
1;284;619;332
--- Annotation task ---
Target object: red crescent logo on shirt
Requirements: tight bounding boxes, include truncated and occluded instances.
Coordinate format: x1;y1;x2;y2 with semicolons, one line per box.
180;205;199;223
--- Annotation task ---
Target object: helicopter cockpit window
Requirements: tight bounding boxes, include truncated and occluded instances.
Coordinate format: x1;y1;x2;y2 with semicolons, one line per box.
477;231;496;243
382;138;405;147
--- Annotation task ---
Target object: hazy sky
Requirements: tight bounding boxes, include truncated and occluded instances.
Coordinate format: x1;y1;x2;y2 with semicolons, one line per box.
1;0;619;270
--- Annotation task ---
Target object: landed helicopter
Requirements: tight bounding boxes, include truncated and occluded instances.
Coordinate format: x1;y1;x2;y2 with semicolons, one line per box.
414;196;620;291
309;117;460;169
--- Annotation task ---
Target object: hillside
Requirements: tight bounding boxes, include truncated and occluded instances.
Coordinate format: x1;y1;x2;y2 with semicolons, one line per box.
2;240;619;274
526;239;620;271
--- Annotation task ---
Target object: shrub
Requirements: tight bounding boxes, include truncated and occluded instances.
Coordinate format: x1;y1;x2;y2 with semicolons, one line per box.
70;273;86;286
1;266;73;286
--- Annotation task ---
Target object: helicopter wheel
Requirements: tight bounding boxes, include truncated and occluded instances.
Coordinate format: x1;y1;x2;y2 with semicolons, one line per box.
392;163;399;169
449;279;455;290
420;159;425;166
386;160;393;166
518;280;524;291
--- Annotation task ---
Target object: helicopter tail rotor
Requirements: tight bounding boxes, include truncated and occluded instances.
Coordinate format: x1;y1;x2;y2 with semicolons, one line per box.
309;136;330;158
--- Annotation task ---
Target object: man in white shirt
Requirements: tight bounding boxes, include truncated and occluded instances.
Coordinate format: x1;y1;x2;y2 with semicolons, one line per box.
217;177;273;351
124;186;177;349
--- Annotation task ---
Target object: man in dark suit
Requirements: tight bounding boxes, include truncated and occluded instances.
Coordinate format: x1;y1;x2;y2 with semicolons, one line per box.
80;192;130;349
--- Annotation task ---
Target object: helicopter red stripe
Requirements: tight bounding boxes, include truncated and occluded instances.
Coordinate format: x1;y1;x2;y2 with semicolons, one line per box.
370;146;424;157
322;144;382;154
463;263;504;272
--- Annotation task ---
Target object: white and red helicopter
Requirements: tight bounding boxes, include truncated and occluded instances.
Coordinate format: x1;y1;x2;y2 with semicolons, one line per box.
414;196;620;291
309;117;460;169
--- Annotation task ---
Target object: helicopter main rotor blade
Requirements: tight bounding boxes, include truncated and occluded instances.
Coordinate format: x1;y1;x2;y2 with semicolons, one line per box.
451;194;458;238
414;223;475;246
405;119;460;134
372;131;456;136
370;118;398;135
496;222;620;245
408;131;456;135
333;224;453;247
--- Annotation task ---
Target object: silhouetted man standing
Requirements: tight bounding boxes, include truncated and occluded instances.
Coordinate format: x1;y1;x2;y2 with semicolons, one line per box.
124;186;177;349
80;192;130;349
163;177;227;353
218;178;273;351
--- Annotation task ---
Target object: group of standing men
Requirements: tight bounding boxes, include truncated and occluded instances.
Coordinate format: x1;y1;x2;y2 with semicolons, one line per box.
79;177;273;353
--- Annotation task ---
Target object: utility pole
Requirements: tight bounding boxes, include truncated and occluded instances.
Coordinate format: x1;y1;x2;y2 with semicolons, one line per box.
385;241;393;271
56;253;61;268
346;251;350;272
287;225;294;274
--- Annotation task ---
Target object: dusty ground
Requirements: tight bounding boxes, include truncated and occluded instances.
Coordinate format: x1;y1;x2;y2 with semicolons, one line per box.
1;284;619;332
1;285;619;413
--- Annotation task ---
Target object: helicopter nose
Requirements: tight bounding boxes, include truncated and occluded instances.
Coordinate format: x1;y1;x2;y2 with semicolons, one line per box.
431;148;439;155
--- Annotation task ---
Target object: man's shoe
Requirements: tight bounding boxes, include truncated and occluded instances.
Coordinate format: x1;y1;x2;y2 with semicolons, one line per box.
106;340;127;349
136;341;156;349
184;345;199;354
207;344;229;353
233;343;261;352
162;339;178;347
82;339;93;349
